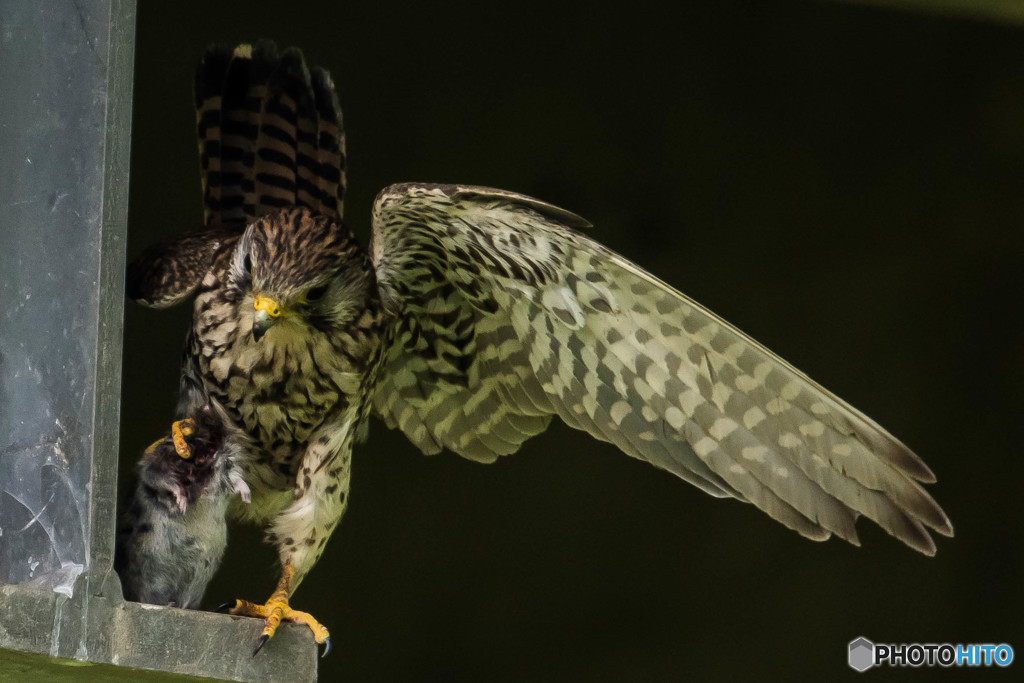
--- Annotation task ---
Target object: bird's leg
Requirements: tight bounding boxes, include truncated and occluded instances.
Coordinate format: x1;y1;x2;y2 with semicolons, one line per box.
170;418;197;458
224;560;331;656
224;421;351;656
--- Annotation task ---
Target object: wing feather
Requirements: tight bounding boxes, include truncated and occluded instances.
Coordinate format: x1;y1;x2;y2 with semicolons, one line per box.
370;182;952;553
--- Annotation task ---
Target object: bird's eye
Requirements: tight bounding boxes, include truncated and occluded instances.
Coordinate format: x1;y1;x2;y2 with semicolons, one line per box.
305;284;329;301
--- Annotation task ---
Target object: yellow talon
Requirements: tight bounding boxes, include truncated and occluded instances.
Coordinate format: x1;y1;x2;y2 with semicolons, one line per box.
225;562;331;656
171;418;196;459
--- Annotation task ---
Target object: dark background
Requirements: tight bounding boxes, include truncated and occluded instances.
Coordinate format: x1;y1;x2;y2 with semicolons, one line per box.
121;1;1024;680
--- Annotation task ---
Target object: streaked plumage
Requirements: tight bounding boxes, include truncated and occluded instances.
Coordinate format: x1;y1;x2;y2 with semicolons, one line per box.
127;41;951;649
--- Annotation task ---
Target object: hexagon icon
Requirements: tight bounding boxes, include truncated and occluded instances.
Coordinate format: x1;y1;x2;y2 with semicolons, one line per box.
849;637;875;672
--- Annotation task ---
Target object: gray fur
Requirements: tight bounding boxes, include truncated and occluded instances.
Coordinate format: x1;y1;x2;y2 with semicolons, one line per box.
116;406;250;609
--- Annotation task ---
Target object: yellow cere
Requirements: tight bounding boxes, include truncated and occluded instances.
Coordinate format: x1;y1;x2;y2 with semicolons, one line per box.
254;295;283;317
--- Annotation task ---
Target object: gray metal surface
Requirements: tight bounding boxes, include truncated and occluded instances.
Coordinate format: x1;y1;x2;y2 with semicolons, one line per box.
0;0;112;595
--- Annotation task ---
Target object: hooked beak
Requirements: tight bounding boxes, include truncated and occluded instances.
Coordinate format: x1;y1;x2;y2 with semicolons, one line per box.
253;295;282;341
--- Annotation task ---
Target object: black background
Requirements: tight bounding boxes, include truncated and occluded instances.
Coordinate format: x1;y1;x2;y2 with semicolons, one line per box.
121;1;1024;680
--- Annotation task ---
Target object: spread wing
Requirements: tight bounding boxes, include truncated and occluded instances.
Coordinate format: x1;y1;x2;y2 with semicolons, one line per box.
127;40;345;307
369;182;952;554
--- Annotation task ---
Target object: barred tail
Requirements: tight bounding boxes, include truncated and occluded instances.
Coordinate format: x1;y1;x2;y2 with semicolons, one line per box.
194;40;346;230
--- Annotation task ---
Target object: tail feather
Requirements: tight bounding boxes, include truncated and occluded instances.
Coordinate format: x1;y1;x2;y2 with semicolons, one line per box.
194;40;345;230
311;67;346;217
195;45;230;226
218;44;261;224
254;45;305;214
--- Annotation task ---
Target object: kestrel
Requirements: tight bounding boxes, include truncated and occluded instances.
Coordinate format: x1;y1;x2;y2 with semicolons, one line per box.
126;41;951;654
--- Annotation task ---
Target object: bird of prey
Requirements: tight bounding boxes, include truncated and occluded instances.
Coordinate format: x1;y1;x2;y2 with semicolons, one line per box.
126;41;951;654
116;405;250;609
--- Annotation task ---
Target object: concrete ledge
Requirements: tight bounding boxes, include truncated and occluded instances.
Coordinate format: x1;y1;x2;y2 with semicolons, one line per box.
0;582;318;681
109;603;319;681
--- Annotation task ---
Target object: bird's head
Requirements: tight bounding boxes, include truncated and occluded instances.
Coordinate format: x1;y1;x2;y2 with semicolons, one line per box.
227;207;369;341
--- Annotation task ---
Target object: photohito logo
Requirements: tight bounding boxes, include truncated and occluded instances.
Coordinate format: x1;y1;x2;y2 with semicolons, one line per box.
848;637;1014;671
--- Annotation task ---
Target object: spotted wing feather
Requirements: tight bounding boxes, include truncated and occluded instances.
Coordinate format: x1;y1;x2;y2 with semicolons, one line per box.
370;183;953;554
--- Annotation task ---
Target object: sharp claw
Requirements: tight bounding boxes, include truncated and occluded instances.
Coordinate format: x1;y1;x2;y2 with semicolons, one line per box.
321;635;332;658
253;633;269;657
216;600;236;613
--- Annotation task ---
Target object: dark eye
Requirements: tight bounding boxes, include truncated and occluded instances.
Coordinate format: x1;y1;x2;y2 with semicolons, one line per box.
306;284;329;301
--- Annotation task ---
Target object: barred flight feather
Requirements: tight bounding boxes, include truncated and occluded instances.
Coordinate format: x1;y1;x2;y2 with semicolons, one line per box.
370;183;953;554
